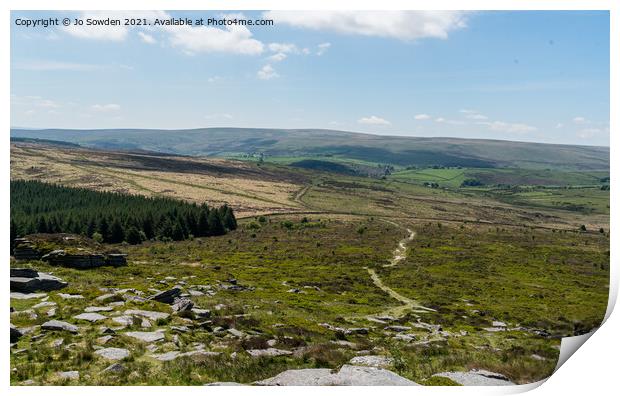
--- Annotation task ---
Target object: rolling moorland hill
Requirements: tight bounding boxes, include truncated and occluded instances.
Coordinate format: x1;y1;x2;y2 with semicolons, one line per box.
10;128;609;171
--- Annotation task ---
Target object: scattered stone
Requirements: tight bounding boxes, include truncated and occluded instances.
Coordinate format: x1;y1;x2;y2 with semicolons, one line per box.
57;371;79;380
46;308;56;317
246;348;292;358
11;269;67;293
51;338;64;348
205;382;246;386
10;292;46;300
349;355;394;368
123;294;146;303
74;312;107;322
96;294;117;303
41;320;78;333
330;340;357;348
492;321;507;328
85;306;114;313
95;347;130;361
99;327;116;335
172;297;194;313
385;325;411;332
124;331;165;343
32;301;57;309
112;316;135;326
124;309;169;321
10;324;23;343
287;288;301;293
531;354;546;361
255;365;419;386
141;319;152;328
267;339;278;347
153;351;181;361
149;287;181;304
108;301;125;307
432;369;515;386
214;304;226;311
393;333;417;342
101;363;126;374
171;326;190;333
57;293;84;300
191;308;211;319
97;335;114;344
188;289;204;296
227;328;245;338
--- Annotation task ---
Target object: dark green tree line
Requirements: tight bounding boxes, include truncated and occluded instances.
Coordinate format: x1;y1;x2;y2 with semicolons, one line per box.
10;180;237;244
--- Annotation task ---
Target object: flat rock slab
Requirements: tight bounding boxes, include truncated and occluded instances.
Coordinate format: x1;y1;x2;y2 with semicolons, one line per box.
205;382;247;386
124;309;169;321
74;313;107;322
255;365;419;386
41;320;78;333
349;355;395;368
10;292;47;300
112;316;135;326
57;293;84;299
432;369;515;386
11;272;67;293
32;301;57;309
124;331;165;343
153;349;222;362
149;288;181;304
246;348;292;358
95;347;130;361
85;306;114;312
57;371;79;380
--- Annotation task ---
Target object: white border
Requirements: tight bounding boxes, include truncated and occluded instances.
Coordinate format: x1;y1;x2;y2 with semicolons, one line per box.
2;1;617;396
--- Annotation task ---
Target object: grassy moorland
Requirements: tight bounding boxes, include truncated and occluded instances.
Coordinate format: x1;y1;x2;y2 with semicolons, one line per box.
10;141;610;386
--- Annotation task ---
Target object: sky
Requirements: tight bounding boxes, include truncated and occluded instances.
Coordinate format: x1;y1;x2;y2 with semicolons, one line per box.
10;10;610;146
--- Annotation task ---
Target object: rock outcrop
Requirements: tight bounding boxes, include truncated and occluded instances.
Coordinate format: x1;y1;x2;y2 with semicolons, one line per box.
10;268;67;293
432;369;515;386
255;365;420;386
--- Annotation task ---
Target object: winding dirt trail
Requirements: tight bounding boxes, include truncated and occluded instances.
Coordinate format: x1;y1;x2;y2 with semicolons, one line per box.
383;228;415;268
364;222;435;318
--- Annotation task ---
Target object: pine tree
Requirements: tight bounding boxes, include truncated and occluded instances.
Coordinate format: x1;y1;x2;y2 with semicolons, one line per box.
208;210;225;236
109;219;125;243
125;227;142;245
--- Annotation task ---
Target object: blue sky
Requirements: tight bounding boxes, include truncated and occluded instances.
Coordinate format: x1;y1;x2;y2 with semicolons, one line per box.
10;10;610;146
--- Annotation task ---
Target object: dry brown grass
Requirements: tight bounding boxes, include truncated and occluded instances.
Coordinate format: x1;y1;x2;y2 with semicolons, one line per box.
11;144;303;217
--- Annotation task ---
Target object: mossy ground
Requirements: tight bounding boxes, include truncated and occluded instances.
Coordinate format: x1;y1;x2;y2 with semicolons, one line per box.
10;215;608;386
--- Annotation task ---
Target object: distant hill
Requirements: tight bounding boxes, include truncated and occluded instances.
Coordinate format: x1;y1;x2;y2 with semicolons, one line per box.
10;127;609;171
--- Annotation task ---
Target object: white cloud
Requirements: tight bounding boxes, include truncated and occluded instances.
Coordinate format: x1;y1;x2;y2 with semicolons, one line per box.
165;24;264;55
257;64;278;80
316;42;331;56
555;123;564;129
414;114;431;120
62;11;167;41
479;121;537;134
358;115;391;126
573;116;587;123
466;113;488;120
435;117;465;125
138;31;156;44
207;76;222;83
63;11;264;56
268;42;298;53
268;52;288;62
91;103;121;112
264;11;468;41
